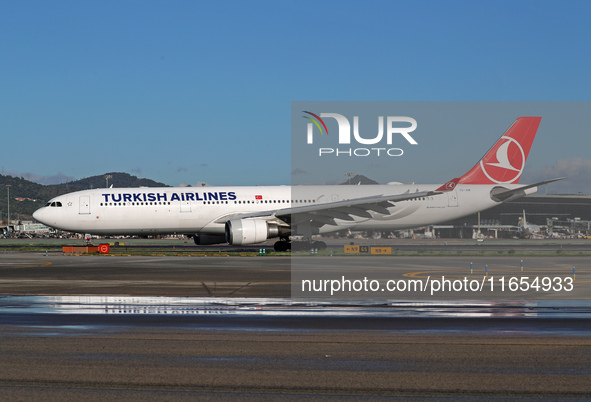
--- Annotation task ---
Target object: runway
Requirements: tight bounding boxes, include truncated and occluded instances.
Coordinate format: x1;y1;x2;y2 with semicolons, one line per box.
4;236;591;254
0;253;589;299
1;250;591;399
2;294;591;400
2;328;590;400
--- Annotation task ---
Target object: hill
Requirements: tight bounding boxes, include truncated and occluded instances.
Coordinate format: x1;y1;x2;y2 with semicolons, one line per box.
340;174;379;185
0;172;169;222
53;172;168;192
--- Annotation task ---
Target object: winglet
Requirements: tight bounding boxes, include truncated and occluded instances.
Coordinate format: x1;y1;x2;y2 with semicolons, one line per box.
435;177;460;192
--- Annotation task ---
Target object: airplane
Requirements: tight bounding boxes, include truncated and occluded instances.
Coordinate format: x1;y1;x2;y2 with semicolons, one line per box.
518;209;545;238
33;117;562;251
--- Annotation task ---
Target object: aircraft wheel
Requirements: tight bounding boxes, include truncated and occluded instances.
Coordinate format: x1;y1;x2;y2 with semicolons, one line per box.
312;241;327;250
274;241;290;252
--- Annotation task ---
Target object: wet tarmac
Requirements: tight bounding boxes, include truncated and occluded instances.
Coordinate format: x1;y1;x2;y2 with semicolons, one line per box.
1;250;591;399
2;294;591;400
2;295;591;335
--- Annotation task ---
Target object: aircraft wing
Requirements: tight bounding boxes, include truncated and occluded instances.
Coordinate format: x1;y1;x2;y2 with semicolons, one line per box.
214;190;442;227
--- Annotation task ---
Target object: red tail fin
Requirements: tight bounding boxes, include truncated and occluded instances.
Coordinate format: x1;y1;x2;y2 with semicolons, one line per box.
436;177;460;192
458;117;541;185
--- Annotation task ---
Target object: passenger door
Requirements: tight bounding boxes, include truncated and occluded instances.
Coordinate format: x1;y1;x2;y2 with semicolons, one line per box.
79;195;91;214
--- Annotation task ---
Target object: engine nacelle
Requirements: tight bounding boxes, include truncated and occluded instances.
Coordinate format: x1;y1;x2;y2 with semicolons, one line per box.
193;234;226;245
225;219;284;245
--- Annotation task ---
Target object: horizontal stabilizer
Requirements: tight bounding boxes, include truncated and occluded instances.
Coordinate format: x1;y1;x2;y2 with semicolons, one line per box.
490;177;565;202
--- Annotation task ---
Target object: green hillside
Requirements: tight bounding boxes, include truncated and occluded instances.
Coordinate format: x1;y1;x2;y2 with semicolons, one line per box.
0;172;169;222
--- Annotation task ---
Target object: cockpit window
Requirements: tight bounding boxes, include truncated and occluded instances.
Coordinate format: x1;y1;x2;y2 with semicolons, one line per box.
46;201;63;207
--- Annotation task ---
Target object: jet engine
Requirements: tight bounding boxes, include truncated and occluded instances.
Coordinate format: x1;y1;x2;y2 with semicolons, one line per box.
225;219;287;245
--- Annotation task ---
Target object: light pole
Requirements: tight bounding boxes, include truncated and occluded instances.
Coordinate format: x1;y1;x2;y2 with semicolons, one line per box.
345;172;356;185
6;185;10;228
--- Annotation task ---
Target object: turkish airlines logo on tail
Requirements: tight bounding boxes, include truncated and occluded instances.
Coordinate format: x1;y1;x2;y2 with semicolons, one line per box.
435;177;460;192
480;136;525;184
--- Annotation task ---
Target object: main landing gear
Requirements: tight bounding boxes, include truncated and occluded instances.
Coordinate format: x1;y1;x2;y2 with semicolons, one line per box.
273;239;327;252
273;240;290;252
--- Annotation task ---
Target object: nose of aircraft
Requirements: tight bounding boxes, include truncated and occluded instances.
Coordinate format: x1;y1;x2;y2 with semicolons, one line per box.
32;208;44;223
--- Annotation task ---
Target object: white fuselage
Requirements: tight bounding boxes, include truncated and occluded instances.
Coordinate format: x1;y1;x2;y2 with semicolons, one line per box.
33;183;534;236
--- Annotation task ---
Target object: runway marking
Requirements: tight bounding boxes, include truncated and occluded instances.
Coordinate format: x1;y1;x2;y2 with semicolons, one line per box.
0;259;52;269
404;270;466;279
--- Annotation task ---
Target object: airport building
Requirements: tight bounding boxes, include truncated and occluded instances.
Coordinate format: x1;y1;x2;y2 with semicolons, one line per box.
434;194;591;238
1;221;51;237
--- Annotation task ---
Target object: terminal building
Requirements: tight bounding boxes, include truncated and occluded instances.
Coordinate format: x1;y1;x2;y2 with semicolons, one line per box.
434;194;591;239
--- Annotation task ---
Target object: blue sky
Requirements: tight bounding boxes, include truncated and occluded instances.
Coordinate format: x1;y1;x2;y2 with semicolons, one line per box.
1;1;590;192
